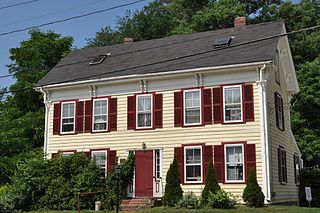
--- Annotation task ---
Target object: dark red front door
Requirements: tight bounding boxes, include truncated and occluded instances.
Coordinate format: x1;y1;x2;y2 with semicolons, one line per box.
135;150;153;197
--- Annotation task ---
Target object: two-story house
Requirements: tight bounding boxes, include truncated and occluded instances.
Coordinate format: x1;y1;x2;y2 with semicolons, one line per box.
35;18;301;204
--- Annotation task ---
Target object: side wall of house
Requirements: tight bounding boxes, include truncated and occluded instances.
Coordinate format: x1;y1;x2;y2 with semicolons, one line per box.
47;68;263;200
267;36;300;204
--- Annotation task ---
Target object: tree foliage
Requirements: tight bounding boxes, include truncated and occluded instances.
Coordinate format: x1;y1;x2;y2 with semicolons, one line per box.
201;160;220;204
242;169;264;207
0;30;73;185
163;157;183;206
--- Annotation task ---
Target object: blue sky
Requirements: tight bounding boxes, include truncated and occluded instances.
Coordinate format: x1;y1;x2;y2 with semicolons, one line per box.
0;0;299;88
0;0;152;88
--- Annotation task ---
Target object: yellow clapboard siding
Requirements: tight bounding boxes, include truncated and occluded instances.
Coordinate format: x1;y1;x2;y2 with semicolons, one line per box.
266;43;300;205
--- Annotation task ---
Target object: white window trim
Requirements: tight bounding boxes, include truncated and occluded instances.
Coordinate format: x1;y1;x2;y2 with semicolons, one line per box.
91;150;108;177
184;145;203;184
223;85;243;123
60;101;76;134
183;89;202;126
224;144;245;183
92;98;109;132
136;94;153;129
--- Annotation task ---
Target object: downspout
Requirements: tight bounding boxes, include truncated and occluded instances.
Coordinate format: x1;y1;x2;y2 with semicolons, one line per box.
39;88;50;159
257;64;271;202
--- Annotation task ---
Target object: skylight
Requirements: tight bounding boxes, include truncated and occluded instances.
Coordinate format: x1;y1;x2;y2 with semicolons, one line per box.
89;53;111;65
213;36;232;48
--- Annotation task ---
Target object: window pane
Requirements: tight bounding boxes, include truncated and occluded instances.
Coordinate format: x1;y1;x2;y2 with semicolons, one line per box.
225;104;241;121
185;108;200;124
93;152;107;177
138;96;151;111
194;149;201;163
62;117;74;132
227;165;243;180
138;113;151;127
225;89;233;104
69;104;75;117
186;165;201;181
186;149;194;164
226;146;243;163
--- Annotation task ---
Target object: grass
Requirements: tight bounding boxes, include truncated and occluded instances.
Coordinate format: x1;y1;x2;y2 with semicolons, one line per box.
27;205;320;213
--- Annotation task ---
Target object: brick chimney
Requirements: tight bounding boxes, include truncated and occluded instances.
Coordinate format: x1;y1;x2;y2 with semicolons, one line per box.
124;37;134;44
234;17;246;27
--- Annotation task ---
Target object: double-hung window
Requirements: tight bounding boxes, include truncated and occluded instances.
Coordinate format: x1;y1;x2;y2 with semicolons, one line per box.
61;101;75;133
136;94;153;129
93;98;108;132
225;144;244;182
184;89;201;125
223;85;242;123
92;150;107;177
184;146;202;183
278;146;287;184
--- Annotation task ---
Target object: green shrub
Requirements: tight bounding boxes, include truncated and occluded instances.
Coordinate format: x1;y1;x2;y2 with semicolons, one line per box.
0;152;104;212
163;157;183;206
201;160;220;204
176;192;201;209
207;189;237;209
242;169;264;207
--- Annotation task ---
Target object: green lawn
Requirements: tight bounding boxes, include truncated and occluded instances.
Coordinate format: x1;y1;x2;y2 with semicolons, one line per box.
27;205;320;213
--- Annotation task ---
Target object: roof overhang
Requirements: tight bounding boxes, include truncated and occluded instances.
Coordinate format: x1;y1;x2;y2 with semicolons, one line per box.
34;60;272;91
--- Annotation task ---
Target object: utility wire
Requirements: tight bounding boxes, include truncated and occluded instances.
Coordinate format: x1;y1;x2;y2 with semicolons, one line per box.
1;23;320;95
0;74;14;79
0;0;146;36
0;0;109;28
0;0;39;10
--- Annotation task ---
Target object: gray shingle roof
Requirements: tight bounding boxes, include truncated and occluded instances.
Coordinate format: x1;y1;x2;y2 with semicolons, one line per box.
36;21;283;87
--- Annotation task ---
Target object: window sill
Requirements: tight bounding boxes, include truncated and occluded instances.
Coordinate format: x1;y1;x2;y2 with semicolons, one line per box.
135;126;154;131
59;132;76;136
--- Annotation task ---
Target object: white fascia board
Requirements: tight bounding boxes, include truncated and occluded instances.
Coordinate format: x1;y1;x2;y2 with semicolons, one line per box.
281;24;300;94
34;61;272;91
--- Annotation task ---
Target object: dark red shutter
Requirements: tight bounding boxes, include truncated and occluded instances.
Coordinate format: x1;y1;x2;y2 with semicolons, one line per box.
245;143;256;182
213;87;222;124
284;150;287;182
243;84;254;122
109;98;117;131
174;147;184;184
174;91;183;127
107;150;117;175
84;100;92;133
278;148;282;182
154;94;163;128
127;96;135;130
214;145;224;183
281;98;285;130
275;93;279;128
203;145;213;183
203;88;212;125
76;101;84;133
53;103;61;135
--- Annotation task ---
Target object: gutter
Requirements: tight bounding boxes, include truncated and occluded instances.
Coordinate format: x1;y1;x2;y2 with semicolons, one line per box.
257;63;271;202
34;61;272;90
39;88;50;159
